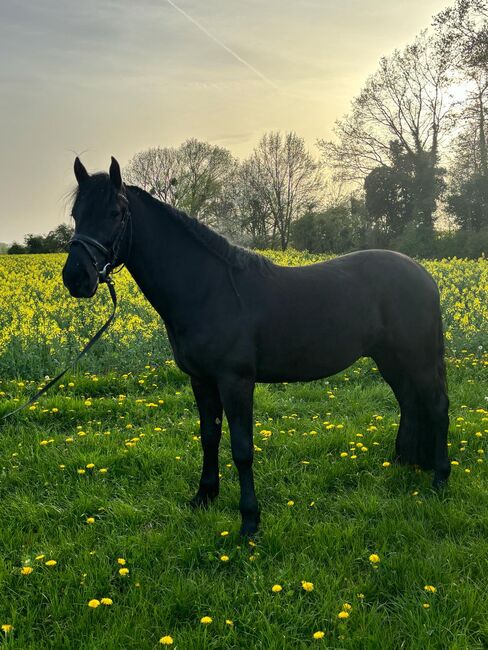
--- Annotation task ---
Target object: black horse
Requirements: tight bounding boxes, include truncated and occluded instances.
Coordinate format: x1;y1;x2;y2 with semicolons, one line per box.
63;157;450;536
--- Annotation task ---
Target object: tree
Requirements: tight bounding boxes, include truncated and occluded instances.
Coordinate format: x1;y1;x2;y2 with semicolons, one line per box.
45;224;74;252
239;132;323;250
124;139;237;229
24;234;48;254
232;160;275;248
446;173;488;231
7;242;26;254
292;200;367;254
319;32;454;238
434;0;488;72
364;141;415;242
174;139;237;227
435;0;488;231
124;147;180;204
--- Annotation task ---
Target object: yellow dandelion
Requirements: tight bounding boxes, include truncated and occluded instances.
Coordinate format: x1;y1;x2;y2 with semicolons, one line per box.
1;624;13;633
86;517;95;525
159;636;174;645
337;611;349;619
88;599;100;608
86;463;95;469
35;554;45;561
382;461;391;468
21;566;33;575
287;500;295;506
45;560;57;567
200;616;212;624
117;558;126;565
342;603;352;611
220;555;229;562
423;603;430;609
225;619;233;626
424;585;437;593
100;598;113;606
77;468;86;475
369;553;380;564
119;568;129;576
272;584;282;592
301;581;314;592
313;630;325;639
220;531;229;537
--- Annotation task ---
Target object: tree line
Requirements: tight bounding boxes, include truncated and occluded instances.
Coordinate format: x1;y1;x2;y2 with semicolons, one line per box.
8;224;73;255
8;0;487;258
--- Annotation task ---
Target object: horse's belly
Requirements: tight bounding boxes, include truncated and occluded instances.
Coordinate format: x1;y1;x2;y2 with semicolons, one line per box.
255;330;367;383
254;303;379;383
255;354;360;383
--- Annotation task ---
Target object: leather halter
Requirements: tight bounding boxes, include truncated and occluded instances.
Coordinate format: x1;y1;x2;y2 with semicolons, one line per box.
69;192;131;283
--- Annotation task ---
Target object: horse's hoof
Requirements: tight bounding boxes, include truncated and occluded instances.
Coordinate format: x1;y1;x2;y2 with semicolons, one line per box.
189;491;217;509
432;476;449;491
240;516;260;538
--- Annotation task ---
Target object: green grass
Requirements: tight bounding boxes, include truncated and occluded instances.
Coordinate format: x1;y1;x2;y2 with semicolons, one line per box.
0;353;487;649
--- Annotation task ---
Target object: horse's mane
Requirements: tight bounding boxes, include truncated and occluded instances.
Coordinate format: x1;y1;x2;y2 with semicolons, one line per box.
127;185;272;273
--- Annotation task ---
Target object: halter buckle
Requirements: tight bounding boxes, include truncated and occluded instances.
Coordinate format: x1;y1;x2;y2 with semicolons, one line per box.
98;263;113;283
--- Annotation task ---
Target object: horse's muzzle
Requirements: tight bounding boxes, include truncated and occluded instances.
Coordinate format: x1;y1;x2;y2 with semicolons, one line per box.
62;254;99;298
65;280;99;299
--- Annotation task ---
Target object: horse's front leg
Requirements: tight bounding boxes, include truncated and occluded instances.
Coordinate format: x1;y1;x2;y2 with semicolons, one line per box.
190;377;223;508
219;376;260;536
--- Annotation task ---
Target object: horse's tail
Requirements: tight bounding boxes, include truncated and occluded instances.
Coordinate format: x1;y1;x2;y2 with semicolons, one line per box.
437;310;448;397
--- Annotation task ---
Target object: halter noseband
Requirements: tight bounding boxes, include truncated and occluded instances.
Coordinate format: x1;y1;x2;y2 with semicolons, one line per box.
69;193;131;283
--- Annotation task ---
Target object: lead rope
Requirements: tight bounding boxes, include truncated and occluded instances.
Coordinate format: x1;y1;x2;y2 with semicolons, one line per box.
1;278;117;421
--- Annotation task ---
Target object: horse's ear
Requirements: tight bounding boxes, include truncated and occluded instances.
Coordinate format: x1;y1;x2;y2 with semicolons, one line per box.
109;156;122;190
74;157;89;185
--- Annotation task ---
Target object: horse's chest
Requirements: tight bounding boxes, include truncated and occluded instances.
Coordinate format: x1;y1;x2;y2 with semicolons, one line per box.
167;330;221;377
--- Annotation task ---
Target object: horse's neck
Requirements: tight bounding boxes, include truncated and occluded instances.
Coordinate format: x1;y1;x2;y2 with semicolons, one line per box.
124;194;223;326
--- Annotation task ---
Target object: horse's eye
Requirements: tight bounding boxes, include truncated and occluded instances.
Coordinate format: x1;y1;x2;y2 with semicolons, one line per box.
110;210;120;218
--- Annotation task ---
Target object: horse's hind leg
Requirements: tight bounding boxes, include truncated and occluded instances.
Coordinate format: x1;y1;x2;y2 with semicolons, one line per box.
374;345;450;486
415;370;450;489
372;349;422;466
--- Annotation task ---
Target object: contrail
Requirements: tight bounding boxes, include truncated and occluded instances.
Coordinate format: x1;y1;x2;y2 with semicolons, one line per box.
164;0;279;90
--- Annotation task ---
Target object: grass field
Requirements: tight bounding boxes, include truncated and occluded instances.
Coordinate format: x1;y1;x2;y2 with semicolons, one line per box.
0;252;487;649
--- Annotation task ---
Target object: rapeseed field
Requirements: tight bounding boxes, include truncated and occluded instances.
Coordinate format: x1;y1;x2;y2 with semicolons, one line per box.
0;252;487;649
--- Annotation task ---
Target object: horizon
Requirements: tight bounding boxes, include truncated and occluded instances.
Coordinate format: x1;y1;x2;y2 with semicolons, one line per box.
1;0;448;243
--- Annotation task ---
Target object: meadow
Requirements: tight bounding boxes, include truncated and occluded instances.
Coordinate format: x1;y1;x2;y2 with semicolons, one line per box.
0;251;487;649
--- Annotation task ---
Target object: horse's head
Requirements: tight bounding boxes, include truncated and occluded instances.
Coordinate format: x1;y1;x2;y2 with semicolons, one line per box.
63;157;130;298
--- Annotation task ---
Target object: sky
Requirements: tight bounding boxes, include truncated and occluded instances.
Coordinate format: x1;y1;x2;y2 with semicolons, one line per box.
0;0;449;243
